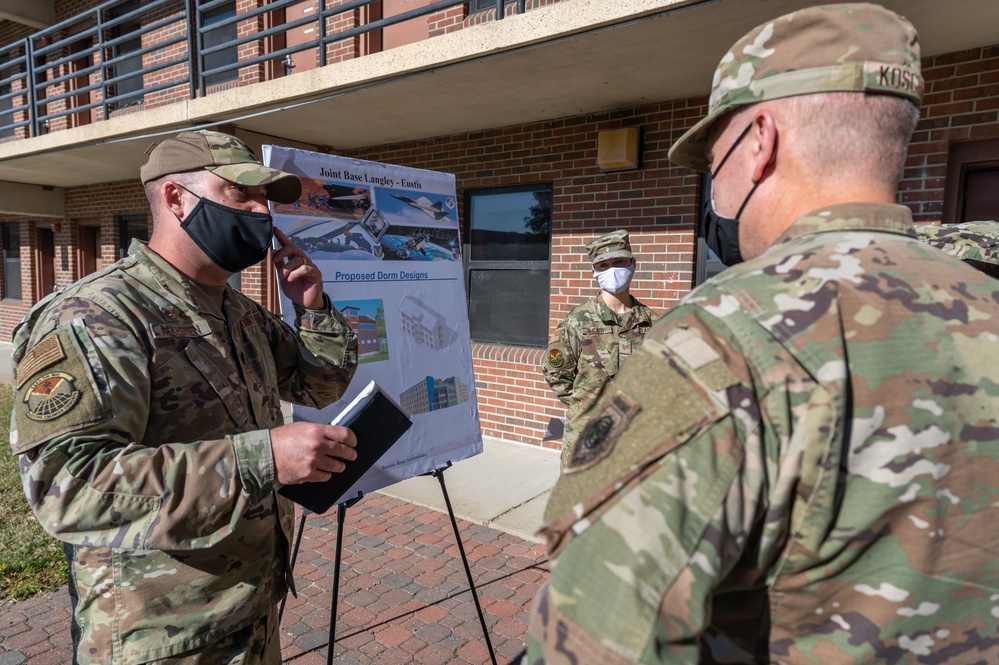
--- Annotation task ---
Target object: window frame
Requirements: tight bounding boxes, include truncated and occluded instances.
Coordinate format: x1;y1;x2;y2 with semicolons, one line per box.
0;52;13;140
198;0;239;88
2;222;21;300
942;139;999;224
118;214;149;259
107;0;146;110
463;183;553;348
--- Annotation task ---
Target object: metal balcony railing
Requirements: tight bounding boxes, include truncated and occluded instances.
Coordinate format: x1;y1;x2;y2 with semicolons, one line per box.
0;0;528;141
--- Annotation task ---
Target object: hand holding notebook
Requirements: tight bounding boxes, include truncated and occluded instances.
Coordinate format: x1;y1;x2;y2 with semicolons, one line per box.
278;380;413;514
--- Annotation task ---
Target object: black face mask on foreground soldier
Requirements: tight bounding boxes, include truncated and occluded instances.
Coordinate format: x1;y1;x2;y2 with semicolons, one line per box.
176;183;274;273
704;123;759;267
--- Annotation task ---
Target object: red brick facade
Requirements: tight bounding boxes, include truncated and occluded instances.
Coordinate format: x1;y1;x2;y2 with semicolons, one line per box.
2;5;998;450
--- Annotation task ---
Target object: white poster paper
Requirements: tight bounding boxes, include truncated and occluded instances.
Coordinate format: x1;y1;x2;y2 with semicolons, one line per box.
264;146;483;506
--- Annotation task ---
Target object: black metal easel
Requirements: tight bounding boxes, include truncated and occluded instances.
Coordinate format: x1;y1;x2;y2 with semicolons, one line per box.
280;462;498;665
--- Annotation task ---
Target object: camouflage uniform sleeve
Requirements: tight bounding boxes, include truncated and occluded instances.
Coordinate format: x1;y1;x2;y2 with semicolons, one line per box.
542;316;580;405
526;306;781;664
263;294;358;408
12;298;282;551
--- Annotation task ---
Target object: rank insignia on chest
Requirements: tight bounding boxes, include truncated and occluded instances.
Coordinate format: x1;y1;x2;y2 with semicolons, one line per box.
566;390;640;472
546;348;565;370
24;371;82;421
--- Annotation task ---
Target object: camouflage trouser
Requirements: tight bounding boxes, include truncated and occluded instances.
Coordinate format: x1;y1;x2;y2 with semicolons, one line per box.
72;602;281;665
145;604;281;665
560;428;579;468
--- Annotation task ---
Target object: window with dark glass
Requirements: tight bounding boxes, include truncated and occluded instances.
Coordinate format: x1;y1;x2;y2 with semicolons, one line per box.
2;222;22;300
119;215;148;258
464;184;552;347
108;0;145;109
469;0;501;13
200;1;238;88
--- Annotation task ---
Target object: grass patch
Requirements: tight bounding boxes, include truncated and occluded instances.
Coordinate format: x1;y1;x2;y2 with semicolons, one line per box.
0;386;68;601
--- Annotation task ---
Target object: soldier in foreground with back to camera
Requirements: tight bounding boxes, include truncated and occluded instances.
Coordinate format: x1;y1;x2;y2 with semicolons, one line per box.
526;4;999;664
543;230;658;468
9;129;360;664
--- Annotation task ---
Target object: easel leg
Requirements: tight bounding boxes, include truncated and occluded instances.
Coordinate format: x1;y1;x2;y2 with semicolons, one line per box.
279;507;310;623
431;463;499;665
328;492;363;665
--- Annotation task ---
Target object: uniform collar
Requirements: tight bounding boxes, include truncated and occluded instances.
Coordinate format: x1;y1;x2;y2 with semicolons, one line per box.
774;202;917;247
128;239;230;318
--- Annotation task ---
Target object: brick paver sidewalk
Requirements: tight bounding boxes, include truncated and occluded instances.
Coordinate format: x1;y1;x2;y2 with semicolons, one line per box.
0;493;549;665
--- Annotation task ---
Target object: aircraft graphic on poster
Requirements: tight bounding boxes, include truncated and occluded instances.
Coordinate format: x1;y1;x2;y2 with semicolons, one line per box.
390;194;450;222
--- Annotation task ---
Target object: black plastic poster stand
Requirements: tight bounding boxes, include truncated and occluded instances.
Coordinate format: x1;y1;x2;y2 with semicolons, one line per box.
280;462;498;665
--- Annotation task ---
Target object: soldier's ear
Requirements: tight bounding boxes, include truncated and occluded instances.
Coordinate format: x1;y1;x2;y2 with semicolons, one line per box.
162;180;189;220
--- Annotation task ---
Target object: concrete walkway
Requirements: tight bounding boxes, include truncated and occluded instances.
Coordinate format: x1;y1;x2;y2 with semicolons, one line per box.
0;341;560;663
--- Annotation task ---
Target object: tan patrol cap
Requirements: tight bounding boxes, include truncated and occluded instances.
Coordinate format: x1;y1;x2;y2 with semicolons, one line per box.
669;3;923;173
140;129;302;204
586;229;633;265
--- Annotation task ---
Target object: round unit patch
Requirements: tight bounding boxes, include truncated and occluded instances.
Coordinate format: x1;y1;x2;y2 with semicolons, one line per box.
546;349;565;370
24;371;82;421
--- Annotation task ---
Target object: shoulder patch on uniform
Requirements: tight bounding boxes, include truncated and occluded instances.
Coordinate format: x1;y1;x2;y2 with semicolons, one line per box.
11;326;108;456
15;334;65;389
565;391;639;472
545;341;569;371
23;371;82;421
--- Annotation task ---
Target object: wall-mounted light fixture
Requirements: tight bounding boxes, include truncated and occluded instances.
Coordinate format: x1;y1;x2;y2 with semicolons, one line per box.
597;127;640;171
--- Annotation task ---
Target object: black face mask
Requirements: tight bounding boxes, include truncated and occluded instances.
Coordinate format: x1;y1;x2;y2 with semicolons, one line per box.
176;184;273;273
704;124;759;267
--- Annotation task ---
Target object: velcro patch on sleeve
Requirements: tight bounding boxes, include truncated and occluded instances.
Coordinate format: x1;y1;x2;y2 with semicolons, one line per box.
11;327;108;455
665;326;740;392
565;391;639;472
543;345;724;528
15;334;65;389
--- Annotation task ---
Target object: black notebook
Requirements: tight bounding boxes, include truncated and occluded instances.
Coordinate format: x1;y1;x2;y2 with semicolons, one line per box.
278;380;413;514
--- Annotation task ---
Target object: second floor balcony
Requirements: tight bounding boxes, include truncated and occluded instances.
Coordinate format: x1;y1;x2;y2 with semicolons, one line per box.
0;0;533;141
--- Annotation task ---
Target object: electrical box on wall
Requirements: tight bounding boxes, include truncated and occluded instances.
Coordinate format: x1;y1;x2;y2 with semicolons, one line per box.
597;127;640;171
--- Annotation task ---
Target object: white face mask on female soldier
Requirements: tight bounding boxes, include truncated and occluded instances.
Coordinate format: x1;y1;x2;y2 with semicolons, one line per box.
594;264;634;294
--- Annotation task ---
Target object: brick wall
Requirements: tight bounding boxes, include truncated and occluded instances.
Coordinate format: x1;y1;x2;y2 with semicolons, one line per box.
902;45;999;221
2;42;998;449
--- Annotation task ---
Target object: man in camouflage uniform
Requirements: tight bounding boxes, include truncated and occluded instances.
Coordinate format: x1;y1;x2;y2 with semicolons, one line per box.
916;220;999;278
543;230;658;467
9;130;359;664
527;5;999;663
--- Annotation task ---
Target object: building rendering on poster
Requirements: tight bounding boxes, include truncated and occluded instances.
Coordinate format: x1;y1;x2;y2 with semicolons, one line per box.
264;146;483;508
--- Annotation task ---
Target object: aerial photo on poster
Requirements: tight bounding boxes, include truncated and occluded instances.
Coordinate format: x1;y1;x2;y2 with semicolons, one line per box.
272;168;461;263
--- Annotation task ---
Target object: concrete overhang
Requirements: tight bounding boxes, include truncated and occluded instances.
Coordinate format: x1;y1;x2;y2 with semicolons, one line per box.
0;0;996;190
0;181;64;217
0;0;55;30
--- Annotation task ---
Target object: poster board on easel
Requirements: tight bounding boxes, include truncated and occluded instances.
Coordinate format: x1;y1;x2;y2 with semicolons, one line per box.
264;145;482;508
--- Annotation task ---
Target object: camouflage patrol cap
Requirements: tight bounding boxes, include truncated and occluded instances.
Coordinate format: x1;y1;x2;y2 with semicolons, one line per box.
586;229;633;265
669;3;923;172
140;129;302;203
916;221;999;273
